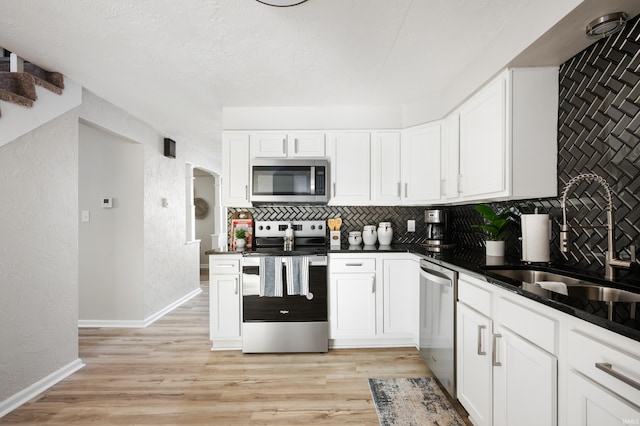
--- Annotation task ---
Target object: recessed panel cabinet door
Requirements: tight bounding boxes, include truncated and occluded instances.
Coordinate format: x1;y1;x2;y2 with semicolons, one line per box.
371;131;401;205
209;275;241;339
329;273;376;339
493;326;558;426
401;123;442;203
457;302;493;426
329;132;371;205
459;75;506;199
222;132;251;207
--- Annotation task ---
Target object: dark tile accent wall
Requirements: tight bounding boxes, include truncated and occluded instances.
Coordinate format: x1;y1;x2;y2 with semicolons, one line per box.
453;15;640;275
228;16;640;278
228;206;430;246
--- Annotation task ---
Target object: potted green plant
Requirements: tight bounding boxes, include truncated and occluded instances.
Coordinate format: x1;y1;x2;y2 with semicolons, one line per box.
235;228;247;250
473;204;515;257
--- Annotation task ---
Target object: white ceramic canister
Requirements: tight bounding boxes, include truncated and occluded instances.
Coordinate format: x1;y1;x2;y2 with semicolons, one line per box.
348;231;362;246
362;225;377;245
377;222;393;245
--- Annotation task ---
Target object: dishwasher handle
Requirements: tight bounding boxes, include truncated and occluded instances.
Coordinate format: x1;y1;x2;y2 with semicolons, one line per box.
420;268;453;287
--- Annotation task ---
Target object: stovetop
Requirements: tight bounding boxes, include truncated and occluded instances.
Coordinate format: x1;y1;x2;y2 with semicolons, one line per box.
247;220;328;256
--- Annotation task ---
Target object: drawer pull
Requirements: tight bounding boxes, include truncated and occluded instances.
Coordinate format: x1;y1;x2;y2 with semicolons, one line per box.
595;362;640;391
217;264;235;268
492;333;502;367
477;325;487;356
346;263;364;267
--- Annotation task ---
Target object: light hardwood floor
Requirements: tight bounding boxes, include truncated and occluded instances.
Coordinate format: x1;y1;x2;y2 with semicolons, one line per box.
2;272;470;425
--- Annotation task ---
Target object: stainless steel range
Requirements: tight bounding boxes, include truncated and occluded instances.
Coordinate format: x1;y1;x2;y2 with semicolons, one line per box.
241;220;328;353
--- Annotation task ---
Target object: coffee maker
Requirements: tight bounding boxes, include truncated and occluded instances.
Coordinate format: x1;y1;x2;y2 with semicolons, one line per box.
423;209;453;252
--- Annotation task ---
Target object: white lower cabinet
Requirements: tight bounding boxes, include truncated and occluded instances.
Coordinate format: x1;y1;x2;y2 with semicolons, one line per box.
565;325;640;425
329;253;418;347
493;325;557;426
457;273;558;426
209;256;242;350
457;302;493;426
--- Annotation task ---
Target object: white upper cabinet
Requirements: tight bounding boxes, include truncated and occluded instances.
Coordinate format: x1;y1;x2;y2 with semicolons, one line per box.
328;131;371;205
251;131;325;158
371;131;402;204
401;122;442;204
222;132;251;207
372;126;442;205
458;67;558;201
442;112;460;201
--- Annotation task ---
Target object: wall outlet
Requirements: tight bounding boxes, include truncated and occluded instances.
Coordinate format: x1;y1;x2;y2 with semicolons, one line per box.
407;219;416;232
81;210;90;223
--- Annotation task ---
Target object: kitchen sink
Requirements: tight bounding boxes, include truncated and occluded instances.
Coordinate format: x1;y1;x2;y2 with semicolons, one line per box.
485;268;640;320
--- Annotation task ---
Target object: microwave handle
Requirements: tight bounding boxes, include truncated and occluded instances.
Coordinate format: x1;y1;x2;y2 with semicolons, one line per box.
310;166;316;194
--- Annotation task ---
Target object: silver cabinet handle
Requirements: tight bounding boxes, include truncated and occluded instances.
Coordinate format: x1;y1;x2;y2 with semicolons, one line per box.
457;175;463;194
217;264;235;268
234;277;238;295
371;275;376;293
405;182;408;198
245;185;249;200
441;179;445;196
397;182;401;198
346;263;364;267
477;325;487;356
294;138;299;154
333;182;336;196
492;333;502;366
595;362;640;391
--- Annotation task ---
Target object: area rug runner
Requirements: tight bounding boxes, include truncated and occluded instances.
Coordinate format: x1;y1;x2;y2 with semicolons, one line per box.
368;377;465;426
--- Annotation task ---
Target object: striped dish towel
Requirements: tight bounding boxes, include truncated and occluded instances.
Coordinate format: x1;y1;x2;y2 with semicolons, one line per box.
285;256;310;296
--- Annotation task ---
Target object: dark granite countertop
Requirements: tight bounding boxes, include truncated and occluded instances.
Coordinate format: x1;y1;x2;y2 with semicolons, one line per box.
207;243;640;342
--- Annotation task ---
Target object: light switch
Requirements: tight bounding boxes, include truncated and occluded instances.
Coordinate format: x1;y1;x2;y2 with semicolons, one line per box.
407;219;415;232
81;210;90;223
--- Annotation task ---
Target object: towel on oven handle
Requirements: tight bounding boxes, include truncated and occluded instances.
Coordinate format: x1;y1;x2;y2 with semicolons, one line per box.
260;256;283;297
285;256;310;297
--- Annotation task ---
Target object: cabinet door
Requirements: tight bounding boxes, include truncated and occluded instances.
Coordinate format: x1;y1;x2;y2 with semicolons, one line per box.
288;132;325;157
567;370;640;426
328;132;371;205
381;259;417;337
442;112;460;200
250;132;288;158
329;273;376;339
401;123;441;203
459;75;506;199
209;274;241;339
371;131;401;205
457;302;493;426
493;326;557;426
222;132;251;207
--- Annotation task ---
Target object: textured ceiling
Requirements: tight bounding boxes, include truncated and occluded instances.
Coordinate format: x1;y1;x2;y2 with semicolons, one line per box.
0;0;639;161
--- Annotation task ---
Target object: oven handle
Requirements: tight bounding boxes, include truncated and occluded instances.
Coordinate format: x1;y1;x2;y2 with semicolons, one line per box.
420;268;452;287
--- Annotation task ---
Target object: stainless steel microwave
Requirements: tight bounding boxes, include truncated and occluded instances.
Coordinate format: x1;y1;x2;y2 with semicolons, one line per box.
250;158;329;204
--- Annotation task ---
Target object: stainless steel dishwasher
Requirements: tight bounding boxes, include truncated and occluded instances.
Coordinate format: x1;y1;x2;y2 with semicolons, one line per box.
419;258;458;399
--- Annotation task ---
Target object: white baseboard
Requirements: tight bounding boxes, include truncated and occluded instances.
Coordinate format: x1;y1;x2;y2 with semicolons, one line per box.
78;287;202;328
143;287;202;327
211;338;242;351
0;358;84;418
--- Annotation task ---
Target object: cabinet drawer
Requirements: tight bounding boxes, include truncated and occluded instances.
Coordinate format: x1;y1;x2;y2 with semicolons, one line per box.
568;329;640;406
330;258;376;273
458;275;492;317
495;297;557;354
210;258;241;274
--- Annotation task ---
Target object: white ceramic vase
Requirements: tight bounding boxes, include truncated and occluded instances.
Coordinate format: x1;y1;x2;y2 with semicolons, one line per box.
485;240;505;257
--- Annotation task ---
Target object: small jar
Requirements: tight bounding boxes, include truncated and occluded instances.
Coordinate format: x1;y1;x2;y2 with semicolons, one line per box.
362;225;377;245
377;222;393;245
348;231;362;246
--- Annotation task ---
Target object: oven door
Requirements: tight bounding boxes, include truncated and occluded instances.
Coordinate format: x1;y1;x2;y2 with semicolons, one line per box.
242;256;328;322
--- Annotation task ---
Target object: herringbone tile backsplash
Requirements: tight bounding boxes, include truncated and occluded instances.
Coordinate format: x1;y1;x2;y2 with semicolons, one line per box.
228;15;640;277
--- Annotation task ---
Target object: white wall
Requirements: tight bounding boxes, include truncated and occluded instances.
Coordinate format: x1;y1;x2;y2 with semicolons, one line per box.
0;110;80;405
79;90;209;321
78;123;145;321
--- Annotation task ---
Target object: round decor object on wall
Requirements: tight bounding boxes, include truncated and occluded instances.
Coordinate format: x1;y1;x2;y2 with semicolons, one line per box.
194;198;209;219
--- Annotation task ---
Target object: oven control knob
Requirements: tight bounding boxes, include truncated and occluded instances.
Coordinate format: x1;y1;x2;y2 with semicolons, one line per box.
258;225;264;231
266;225;271;230
311;225;316;230
318;225;323;230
